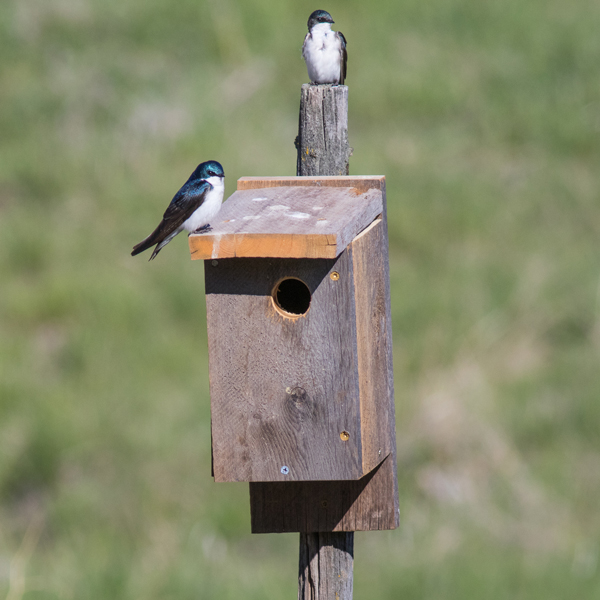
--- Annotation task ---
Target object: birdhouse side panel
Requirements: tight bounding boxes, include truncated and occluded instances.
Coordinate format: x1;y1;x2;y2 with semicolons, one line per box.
204;254;364;483
351;218;397;474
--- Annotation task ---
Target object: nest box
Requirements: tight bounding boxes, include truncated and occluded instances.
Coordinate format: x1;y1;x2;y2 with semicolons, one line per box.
189;176;397;491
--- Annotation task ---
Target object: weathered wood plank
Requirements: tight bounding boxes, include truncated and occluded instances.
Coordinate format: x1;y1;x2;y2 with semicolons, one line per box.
237;176;384;194
189;185;382;260
352;218;397;475
193;232;338;260
250;454;399;533
296;84;351;177
205;253;364;482
299;532;354;600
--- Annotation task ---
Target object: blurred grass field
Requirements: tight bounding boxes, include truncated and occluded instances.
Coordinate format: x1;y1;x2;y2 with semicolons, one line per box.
1;0;600;598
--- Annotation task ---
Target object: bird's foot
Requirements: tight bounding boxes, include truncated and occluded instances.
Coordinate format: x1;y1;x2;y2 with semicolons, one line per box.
192;224;212;234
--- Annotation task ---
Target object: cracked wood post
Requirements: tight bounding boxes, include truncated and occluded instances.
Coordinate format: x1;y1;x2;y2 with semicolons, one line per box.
296;84;352;177
296;82;354;600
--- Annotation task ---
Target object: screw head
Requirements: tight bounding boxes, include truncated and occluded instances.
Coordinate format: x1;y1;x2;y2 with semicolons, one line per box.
280;466;290;475
340;431;350;442
330;271;340;281
211;260;218;267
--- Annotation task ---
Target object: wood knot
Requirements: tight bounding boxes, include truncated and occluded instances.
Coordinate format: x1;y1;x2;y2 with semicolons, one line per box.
287;386;307;403
284;386;318;422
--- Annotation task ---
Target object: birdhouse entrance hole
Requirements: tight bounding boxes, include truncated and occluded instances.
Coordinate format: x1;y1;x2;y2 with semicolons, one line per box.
272;277;311;316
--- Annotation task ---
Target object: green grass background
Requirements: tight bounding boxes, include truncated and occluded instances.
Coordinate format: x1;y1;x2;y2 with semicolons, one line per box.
1;0;599;597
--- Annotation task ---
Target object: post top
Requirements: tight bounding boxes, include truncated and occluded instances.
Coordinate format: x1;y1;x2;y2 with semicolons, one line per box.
189;176;384;260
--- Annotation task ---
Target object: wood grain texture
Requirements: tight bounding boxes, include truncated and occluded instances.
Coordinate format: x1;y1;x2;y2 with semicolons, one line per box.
352;218;396;474
237;176;384;194
299;532;353;600
205;254;364;483
296;84;351;177
250;454;399;533
193;233;338;260
189;185;382;260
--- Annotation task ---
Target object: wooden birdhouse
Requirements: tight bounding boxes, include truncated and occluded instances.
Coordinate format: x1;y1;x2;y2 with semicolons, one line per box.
189;175;398;532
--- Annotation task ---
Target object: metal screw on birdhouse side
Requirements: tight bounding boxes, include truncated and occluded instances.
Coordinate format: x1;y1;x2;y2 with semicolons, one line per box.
330;271;340;281
281;466;290;475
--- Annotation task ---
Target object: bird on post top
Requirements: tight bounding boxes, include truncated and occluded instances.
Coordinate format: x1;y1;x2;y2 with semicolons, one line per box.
302;10;347;85
131;160;225;260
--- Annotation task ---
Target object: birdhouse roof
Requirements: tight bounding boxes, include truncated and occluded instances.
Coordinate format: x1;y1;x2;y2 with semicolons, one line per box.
188;176;384;260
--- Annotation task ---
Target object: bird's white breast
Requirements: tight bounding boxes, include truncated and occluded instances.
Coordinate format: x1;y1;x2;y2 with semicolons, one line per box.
303;23;343;84
183;176;225;232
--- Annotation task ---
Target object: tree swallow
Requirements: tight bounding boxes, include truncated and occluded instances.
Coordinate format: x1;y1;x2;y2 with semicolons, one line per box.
302;10;347;85
131;160;225;260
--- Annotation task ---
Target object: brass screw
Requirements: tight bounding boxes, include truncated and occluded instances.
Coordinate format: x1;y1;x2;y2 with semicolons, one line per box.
340;431;350;442
330;271;340;281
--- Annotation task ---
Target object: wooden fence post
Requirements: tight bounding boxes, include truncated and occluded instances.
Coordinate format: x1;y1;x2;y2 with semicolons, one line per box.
299;532;354;600
296;84;352;177
296;83;354;600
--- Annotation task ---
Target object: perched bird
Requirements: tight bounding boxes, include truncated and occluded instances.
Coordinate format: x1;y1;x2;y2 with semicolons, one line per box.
132;160;225;260
302;10;347;85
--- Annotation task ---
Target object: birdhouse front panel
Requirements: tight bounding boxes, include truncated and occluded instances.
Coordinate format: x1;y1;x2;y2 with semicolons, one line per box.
205;253;363;482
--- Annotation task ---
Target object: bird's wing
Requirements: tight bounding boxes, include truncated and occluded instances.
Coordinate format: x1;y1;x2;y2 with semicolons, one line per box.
302;32;311;60
338;31;347;84
131;179;211;257
161;179;212;231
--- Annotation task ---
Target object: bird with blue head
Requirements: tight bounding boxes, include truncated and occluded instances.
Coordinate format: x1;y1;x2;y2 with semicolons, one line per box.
132;160;225;260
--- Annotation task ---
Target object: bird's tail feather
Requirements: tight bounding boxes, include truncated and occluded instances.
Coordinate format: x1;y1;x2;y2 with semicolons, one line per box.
131;232;159;257
132;223;180;260
131;220;170;258
148;230;179;260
